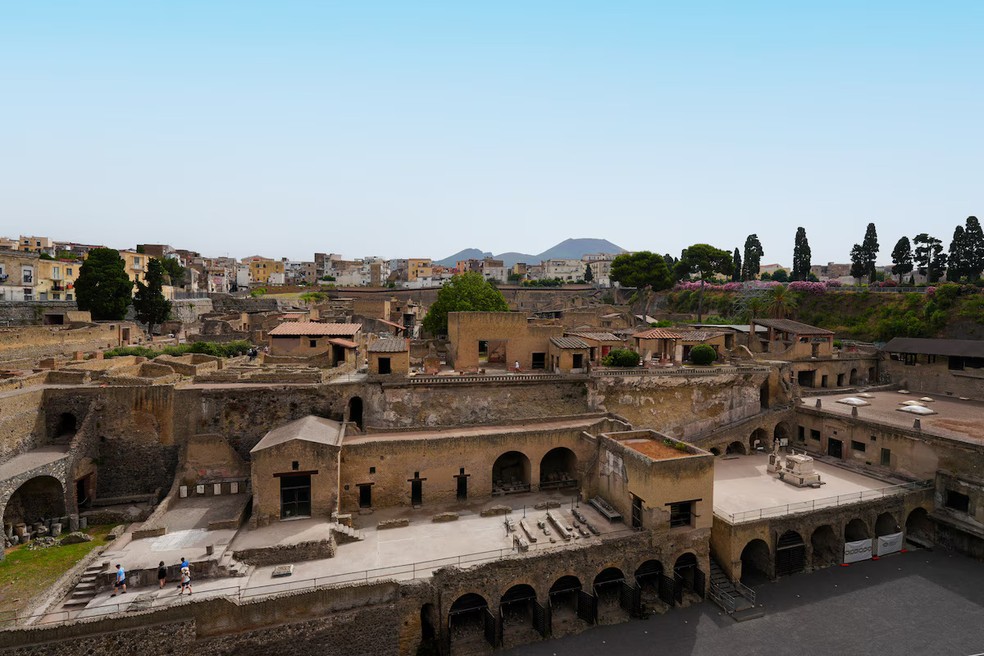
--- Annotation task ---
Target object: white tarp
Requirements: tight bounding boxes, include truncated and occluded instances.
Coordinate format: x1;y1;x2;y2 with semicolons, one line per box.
844;538;873;563
876;532;904;556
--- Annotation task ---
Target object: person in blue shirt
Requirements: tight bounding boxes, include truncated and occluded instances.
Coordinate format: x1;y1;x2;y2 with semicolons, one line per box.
112;564;127;596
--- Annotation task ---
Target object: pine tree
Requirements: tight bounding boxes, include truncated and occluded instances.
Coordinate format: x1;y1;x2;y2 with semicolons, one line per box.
792;227;812;281
913;233;947;283
890;237;913;283
741;234;764;281
731;248;742;282
133;258;173;336
947;226;968;282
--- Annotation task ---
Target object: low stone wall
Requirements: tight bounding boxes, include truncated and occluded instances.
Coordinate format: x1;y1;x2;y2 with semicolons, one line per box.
234;537;337;566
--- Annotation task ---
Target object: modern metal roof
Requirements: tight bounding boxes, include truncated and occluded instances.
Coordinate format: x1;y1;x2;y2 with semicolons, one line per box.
882;337;984;358
250;416;344;453
550;336;590;349
368;338;409;353
632;328;683;339
268;322;362;336
566;331;622;342
752;319;834;335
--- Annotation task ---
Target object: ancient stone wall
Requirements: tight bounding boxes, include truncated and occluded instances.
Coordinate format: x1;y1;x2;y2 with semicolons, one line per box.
883;357;984;401
0;324;122;364
0;301;77;327
0;387;45;461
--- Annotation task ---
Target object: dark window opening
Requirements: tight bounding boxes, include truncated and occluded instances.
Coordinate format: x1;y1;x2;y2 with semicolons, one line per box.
797;426;805;442
903;353;916;366
369;466;375;474
309;339;317;348
827;438;843;459
810;429;820;441
572;353;584;369
378;357;391;374
668;500;695;528
291;461;299;471
880;448;891;467
851;441;866;452
631;494;643;529
945;490;970;513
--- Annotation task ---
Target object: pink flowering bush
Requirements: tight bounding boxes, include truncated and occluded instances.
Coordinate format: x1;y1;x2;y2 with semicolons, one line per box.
925;286;936;297
787;281;827;294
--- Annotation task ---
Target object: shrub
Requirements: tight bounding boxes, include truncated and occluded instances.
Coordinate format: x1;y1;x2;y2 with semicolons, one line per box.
250;287;267;297
602;348;640;367
689;344;717;365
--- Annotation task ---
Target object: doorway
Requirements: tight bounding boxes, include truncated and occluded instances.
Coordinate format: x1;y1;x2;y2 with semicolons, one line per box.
411;480;422;506
827;438;843;459
280;475;311;519
358;483;372;509
572;353;584;370
456;473;468;501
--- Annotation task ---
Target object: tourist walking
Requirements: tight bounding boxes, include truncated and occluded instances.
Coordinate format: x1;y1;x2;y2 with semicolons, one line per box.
111;563;127;596
176;556;189;590
179;565;193;595
157;561;167;589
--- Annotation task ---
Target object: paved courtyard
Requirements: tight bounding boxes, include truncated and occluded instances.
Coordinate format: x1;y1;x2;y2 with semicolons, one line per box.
506;547;984;656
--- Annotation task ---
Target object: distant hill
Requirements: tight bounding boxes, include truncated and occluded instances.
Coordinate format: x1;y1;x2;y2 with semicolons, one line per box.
435;238;625;268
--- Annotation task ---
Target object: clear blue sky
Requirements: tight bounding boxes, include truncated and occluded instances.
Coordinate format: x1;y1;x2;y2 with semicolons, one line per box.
1;2;981;264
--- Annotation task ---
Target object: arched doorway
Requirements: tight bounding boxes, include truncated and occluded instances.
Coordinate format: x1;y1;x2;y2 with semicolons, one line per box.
811;525;840;569
775;530;806;577
906;508;934;545
418;603;438;653
634;559;664;599
740;539;770;585
492;451;531;495
773;422;790;443
726;441;746;455
347;397;363;430
849;368;859;385
710;447;721;456
593;567;625;606
55;413;77;439
2;476;65;526
500;584;538;645
539;448;577;490
448;593;488;644
845;518;869;542
749;428;769;452
674;553;700;596
548;576;582;629
876;512;899;537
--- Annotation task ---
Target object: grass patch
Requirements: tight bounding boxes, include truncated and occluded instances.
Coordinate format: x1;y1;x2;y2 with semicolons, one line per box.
0;524;117;616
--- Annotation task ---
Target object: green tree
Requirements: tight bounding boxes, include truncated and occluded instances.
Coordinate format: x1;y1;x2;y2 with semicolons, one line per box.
675;244;733;323
913;233;947;283
159;257;186;287
689;344;717;365
422;272;509;335
891;237;914;283
133;259;172;335
731;248;742;282
741;234;764;281
765;284;798;319
609;251;673;290
849;244;866;284
74;248;133;320
947;226;968;282
964;216;984;280
602;348;640;367
791;227;812;281
857;222;880;283
583;263;594;283
771;268;789;283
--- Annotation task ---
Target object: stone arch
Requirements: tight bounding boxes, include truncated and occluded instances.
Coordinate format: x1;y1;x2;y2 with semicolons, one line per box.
539;447;577;489
906;507;934;544
548;575;581;611
2;476;66;526
773;421;791;442
593;566;625;604
875;512;899;537
673;552;700;594
347;396;363;430
749;427;769;452
775;530;806;577
811;524;840;568
500;584;538;643
448;593;488;637
54;413;77;439
709;447;721;456
845;518;870;541
634;559;664;594
849;368;859;385
726;441;746;455
740;539;771;585
493;451;531;495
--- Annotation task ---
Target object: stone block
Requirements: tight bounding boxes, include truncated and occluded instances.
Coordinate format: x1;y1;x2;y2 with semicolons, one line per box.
377;518;410;530
431;512;459;523
480;505;511;517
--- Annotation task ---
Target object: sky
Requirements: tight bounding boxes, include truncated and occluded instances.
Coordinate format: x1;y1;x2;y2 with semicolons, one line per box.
1;1;982;265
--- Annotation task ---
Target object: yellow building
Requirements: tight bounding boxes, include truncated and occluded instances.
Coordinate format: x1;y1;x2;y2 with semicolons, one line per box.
118;250;148;286
245;257;285;286
407;258;433;282
36;258;82;302
18;235;55;254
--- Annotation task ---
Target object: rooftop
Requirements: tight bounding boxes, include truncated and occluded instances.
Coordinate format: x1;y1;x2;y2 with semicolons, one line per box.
550;336;589;350
882;337;984;358
267;322;362;337
753;318;834;335
368;338;408;353
250;416;344;453
632;328;683;340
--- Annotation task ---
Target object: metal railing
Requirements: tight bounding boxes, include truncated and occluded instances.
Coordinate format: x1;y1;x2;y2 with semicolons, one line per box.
407;373;566;385
714;480;933;524
592;365;770;377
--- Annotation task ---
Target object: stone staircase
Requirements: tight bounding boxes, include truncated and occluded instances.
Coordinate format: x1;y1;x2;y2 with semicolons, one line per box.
708;559;763;622
218;551;252;578
331;523;365;544
63;563;105;610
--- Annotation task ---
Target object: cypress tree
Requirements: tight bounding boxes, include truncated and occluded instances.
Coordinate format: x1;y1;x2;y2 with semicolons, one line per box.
792;227;812;281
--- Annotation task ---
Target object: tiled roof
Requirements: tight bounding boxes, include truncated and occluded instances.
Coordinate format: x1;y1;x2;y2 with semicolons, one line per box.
676;331;725;341
753;319;834;335
550;336;590;349
632;328;683;339
567;332;622;342
268;322;362;337
369;338;409;353
327;338;359;349
378;318;406;332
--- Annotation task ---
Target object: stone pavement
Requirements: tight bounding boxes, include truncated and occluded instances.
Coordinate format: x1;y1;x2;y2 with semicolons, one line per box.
505;547;984;656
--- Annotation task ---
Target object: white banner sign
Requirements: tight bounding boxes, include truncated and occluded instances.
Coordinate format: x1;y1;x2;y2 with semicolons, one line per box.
875;532;904;556
844;538;873;564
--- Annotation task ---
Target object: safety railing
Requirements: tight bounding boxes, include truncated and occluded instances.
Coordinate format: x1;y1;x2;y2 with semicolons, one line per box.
407;373;567;385
714;480;933;524
592;365;770;377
